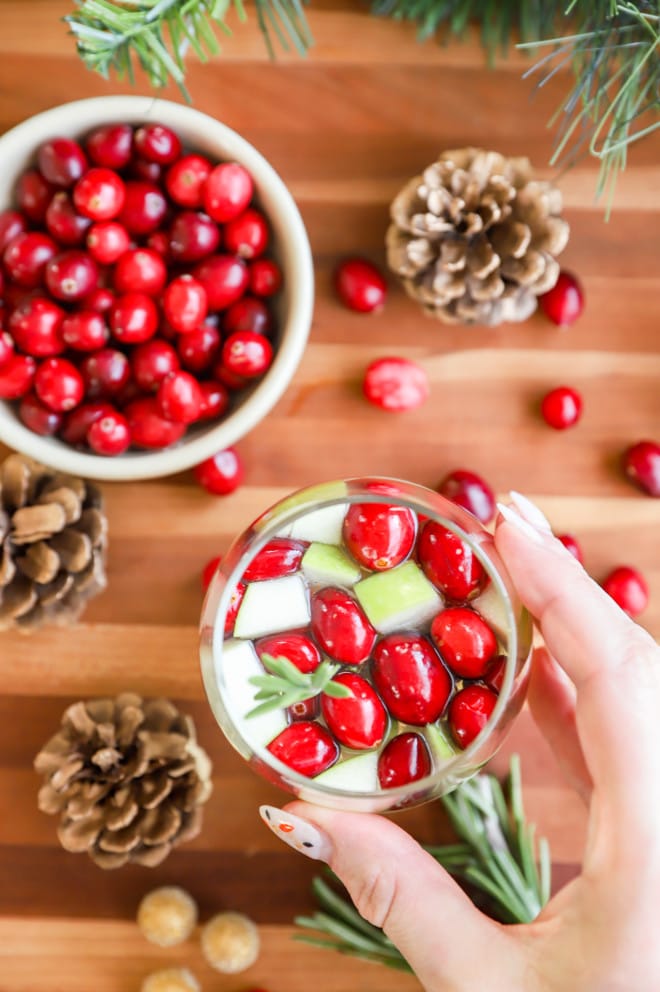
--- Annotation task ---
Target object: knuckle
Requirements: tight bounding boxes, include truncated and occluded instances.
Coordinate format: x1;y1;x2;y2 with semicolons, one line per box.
351;864;398;930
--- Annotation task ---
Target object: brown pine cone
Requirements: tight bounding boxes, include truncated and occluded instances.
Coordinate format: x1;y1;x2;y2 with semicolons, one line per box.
0;453;107;631
386;148;570;326
35;694;213;870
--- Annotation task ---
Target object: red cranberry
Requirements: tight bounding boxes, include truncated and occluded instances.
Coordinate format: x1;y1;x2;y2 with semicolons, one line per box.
110;292;158;344
485;655;506;694
363;356;429;412
322;672;388;750
114;248;167;296
9;297;65;356
193;255;248;310
243;539;306;582
131;339;179;391
214;364;247;391
197;380;230;420
118;181;168;236
418;521;488;601
73;168;125;221
449;685;497;749
0;210;27;252
45;192;92;246
224;208;269;259
248;258;282;297
163;275;208;333
378;732;432;789
335;258;386;313
15;170;54;222
145;230;169;257
86;221;131;265
201;554;222;591
220;330;272;378
256;631;321;674
45;250;99;302
37;137;87;188
87;408;131;456
34;357;84;412
602;566;649;617
0;354;36;399
267;721;339;777
134;123;182;165
168;211;220;263
61;401;113;445
177;324;220;373
539;270;584;326
80;348;131;398
61;310;109;351
541;386;582;430
437;469;496;525
430;607;498;679
194;448;244;495
223;297;272;336
84;287;115;313
125;396;186;449
156;370;202;423
557;533;584;564
165;154;212;208
129;158;162;183
86;123;133;169
203;162;253;223
311;587;376;666
622;440;660;498
4;232;58;288
372;633;452;725
343;502;416;571
0;331;14;369
19;392;63;436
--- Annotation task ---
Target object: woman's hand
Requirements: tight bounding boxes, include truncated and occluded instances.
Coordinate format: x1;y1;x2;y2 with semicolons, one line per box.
259;493;660;992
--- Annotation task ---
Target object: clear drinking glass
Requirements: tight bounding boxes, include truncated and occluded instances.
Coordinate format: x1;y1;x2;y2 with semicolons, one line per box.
200;478;533;813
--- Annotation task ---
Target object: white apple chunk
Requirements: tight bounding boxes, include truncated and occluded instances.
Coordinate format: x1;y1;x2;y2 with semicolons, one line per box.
219;638;287;748
301;542;362;588
234;574;310;639
314;750;380;792
289;503;348;545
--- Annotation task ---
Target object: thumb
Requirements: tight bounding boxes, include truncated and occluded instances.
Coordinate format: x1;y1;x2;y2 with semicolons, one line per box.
260;801;508;989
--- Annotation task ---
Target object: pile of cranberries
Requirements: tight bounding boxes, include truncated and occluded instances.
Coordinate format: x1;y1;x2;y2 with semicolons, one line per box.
0;122;282;456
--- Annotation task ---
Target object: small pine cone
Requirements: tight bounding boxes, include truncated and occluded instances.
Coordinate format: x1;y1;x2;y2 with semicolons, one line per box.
386;148;569;327
34;694;213;870
0;452;107;631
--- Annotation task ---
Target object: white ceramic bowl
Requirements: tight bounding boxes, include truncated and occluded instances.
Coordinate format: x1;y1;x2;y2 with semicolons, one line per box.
0;96;314;480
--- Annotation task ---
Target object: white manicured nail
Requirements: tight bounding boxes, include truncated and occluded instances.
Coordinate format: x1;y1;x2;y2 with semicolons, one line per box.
496;503;545;544
509;491;552;533
259;805;332;862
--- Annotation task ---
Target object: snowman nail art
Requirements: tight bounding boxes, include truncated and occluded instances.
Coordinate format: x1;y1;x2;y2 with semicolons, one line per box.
259;805;332;862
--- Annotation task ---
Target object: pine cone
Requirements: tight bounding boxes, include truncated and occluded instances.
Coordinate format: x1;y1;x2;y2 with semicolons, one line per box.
34;694;213;870
386;148;570;327
0;453;107;631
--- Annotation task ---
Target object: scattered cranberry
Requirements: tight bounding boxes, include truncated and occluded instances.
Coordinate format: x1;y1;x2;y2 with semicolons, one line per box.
87;409;131;456
9;297;65;357
163;275;208;333
449;685;498;749
178;324;220;373
125;396;186;449
378;733;432;789
61;401;113;446
45;192;92;246
0;209;27;252
201;554;222;591
267;721;339;777
73;167;125;221
166;154;212;208
215;364;248;391
220;331;272;378
157;370;203;423
18;392;63;436
84;287;115;313
203;162;253;223
541;385;583;430
16;171;53;223
335;258;387;313
38;137;87;188
0;354;36;399
134;123;182;165
168;211;220;263
80;348;131;398
110;292;158;344
243;538;306;582
129;158;162;183
343;502;416;570
118;181;168;236
223;297;272;336
114;247;167;296
86;221;131;265
198;380;230;420
61;310;108;351
0;331;14;369
256;631;321;674
311;587;376;665
131;339;179;391
437;469;496;525
372;633;452;725
45;250;99;302
539;270;584;326
557;533;584;564
248;258;282;297
418;521;488;601
224;208;269;259
194;447;244;495
86;123;133;169
602;566;649;617
4;232;58;288
34;357;84;412
193;254;248;310
363;356;429;412
622;440;660;498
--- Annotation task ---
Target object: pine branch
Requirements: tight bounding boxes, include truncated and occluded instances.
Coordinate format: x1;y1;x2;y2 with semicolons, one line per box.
246;653;353;719
294;756;552;970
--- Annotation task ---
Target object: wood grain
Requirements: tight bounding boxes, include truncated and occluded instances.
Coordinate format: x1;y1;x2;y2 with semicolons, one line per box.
0;2;659;989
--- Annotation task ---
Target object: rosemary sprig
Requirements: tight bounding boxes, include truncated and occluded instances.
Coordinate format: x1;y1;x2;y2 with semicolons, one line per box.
246;653;352;719
295;755;551;969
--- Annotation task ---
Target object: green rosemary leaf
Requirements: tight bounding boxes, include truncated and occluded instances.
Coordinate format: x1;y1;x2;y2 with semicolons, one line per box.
311;877;393;944
321;682;354;699
261;653;311;688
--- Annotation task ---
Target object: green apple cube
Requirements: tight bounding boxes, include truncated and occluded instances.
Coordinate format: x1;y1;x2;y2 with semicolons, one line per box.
425;721;458;763
289;503;348;545
313;750;380;792
355;561;442;634
221;638;287;747
234;574;310;639
301;542;362;588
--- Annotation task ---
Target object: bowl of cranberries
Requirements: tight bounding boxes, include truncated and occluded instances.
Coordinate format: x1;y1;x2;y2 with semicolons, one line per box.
200;478;533;812
0;96;313;479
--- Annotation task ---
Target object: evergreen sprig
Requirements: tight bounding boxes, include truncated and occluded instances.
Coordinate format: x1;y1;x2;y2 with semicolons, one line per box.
246;653;353;719
294;756;551;970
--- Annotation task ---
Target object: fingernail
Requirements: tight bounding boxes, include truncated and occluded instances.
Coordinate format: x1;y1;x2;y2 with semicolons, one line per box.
259;805;332;862
496;502;544;544
508;491;552;533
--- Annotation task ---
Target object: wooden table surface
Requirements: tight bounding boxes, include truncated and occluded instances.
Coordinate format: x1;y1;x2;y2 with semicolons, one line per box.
1;3;659;990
